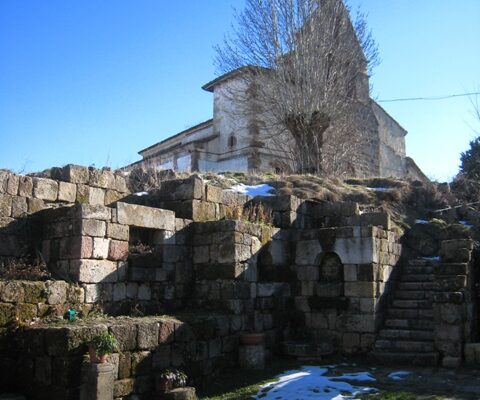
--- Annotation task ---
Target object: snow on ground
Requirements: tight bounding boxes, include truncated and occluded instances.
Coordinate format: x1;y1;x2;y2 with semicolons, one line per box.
229;183;275;197
367;187;390;192
415;219;429;224
133;192;149;196
254;366;376;400
388;371;411;381
459;221;474;228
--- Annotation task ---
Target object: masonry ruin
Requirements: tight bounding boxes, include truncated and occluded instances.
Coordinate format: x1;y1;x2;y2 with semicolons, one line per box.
0;165;478;399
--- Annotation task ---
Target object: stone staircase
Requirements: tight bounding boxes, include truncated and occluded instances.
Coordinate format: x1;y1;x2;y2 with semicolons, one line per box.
371;258;440;365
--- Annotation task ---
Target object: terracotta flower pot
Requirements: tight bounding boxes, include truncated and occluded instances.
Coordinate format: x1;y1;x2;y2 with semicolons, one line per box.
88;345;108;363
156;377;174;393
239;333;265;345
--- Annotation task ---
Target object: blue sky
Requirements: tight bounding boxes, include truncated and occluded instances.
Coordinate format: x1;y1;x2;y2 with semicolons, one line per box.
0;0;479;181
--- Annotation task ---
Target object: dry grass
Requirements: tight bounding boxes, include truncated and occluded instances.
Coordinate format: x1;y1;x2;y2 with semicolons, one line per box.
0;257;51;281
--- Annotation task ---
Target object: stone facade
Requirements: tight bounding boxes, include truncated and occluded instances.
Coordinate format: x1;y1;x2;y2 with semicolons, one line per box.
0;166;478;399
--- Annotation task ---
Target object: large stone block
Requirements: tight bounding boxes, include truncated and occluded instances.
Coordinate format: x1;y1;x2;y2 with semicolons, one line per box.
344;282;376;298
0;170;9;193
93;237;110;259
108;240;129;261
70;259;118;283
89;187;105;206
334;237;376;264
0;194;12;217
109;324;137;351
59;236;93;259
359;212;391;230
6;174;19;195
11;196;28;217
55;164;89;184
117;202;175;230
106;222;129;241
89;169;116;189
137;321;159;350
33;178;58;201
45;280;68;305
58;181;77;202
295;240;322;265
18;176;33;197
115;174;129;193
80;219;106;237
0;281;25;303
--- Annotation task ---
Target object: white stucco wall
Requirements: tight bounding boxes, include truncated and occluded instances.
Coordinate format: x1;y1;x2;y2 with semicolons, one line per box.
176;155;191;172
198;156;249;173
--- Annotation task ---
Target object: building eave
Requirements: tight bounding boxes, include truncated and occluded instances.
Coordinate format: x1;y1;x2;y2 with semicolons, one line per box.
138;119;214;156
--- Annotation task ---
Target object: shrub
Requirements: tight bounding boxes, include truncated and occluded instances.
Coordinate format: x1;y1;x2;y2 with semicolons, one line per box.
460;136;480;180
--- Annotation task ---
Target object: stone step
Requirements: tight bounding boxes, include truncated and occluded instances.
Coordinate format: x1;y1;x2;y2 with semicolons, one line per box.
375;339;435;353
378;329;433;341
385;318;434;330
404;266;434;274
407;259;428;266
407;258;440;267
387;308;433;319
369;351;439;366
395;290;433;300
391;299;432;309
400;274;434;282
398;282;435;291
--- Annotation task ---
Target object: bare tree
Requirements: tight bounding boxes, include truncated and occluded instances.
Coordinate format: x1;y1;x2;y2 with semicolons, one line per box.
214;0;380;175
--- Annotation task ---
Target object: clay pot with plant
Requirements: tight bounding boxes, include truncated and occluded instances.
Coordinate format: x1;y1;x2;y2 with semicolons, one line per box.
239;332;265;345
156;368;188;393
88;332;119;363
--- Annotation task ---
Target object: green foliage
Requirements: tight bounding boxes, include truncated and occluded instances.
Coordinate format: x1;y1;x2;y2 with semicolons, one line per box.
460;136;480;180
90;332;118;355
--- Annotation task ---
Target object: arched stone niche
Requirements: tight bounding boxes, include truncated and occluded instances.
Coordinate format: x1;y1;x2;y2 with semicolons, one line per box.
317;252;344;283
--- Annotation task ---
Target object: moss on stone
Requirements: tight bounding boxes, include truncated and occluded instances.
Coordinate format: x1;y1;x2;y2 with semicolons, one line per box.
0;303;14;326
15;303;37;323
22;281;47;303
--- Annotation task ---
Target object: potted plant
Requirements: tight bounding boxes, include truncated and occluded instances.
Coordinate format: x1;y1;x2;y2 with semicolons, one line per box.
88;332;119;363
156;368;187;393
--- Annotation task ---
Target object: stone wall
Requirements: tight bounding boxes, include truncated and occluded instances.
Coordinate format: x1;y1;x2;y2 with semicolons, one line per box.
433;239;476;368
1;315;242;400
292;225;401;354
191;220;292;344
125;175;250;221
0;165;129;259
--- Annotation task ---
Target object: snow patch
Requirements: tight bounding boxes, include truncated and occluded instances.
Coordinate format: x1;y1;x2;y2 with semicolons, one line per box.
367;187;390;191
254;366;376;400
421;256;440;261
459;221;474;228
388;371;411;381
229;183;275;197
415;219;428;224
133;192;149;197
